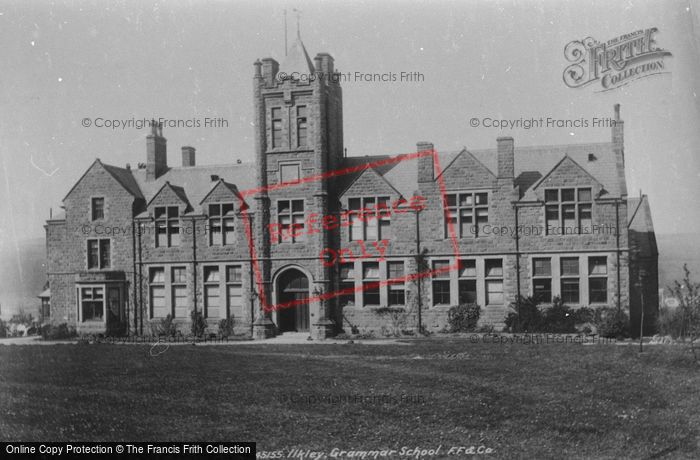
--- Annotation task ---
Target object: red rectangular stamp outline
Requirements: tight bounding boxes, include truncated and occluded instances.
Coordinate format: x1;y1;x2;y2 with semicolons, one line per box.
237;149;460;313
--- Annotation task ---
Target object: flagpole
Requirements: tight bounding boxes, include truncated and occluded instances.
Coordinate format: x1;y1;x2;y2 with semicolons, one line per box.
284;9;288;56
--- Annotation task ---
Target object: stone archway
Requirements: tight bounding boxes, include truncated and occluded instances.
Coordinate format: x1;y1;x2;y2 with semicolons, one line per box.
276;268;310;332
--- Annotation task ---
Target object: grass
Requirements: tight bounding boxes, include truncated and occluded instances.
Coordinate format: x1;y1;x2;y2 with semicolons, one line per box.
1;340;699;458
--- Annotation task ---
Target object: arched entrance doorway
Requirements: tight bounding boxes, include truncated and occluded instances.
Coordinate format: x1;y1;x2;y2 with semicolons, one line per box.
276;268;310;332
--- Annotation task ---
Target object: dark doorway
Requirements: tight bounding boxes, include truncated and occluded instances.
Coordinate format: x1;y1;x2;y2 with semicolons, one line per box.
277;268;310;332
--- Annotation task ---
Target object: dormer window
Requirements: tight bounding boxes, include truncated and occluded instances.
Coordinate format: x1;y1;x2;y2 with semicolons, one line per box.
91;197;104;221
209;203;235;246
544;187;592;235
155;206;180;247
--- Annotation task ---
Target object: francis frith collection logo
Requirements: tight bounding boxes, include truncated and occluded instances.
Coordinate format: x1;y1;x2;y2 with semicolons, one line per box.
563;27;672;91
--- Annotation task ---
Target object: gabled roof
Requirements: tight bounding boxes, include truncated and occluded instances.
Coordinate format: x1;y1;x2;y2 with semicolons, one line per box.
280;36;315;76
531;154;604;191
434;147;497;181
344;141;625;201
62;159;144;201
199;179;245;205
628;195;658;257
470;142;624;198
337;162;403;199
102;163;144;199
146;181;191;208
131;162;256;208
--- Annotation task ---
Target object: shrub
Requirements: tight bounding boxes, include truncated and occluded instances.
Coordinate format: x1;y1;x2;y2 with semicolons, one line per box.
218;317;235;337
40;323;76;340
190;310;208;338
9;310;34;326
375;306;407;337
155;314;178;337
572;306;596;325
657;306;686;338
0;319;7;338
596;307;630;339
505;296;544;332
541;297;576;333
447;303;481;332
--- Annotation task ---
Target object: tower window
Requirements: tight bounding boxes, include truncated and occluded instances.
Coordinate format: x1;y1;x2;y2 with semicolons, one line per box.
271;107;283;148
297;105;308;147
277;199;305;243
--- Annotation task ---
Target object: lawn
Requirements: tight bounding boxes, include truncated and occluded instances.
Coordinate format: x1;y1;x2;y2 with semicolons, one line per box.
1;339;699;458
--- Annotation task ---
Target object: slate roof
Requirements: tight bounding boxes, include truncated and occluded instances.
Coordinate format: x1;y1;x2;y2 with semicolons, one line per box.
102;163;144;199
280;36;315;76
56;140;626;221
130;163;256;211
340;141;626;200
628;195;658;257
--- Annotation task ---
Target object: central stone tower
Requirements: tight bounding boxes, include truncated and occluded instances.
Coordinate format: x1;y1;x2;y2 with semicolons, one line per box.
251;36;343;339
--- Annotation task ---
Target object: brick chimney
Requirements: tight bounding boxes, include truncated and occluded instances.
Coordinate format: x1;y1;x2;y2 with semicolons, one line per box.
417;141;435;183
612;103;624;165
261;58;279;85
146;121;167;181
181;146;195;167
497;136;514;179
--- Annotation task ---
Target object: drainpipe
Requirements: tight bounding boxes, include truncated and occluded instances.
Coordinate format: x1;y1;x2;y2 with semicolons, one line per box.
131;216;137;336
513;203;521;328
138;221;144;335
191;217;198;317
248;214;255;336
415;205;422;333
615;199;621;313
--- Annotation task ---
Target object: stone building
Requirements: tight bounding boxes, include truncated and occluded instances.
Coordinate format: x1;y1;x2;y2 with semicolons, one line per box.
44;37;658;338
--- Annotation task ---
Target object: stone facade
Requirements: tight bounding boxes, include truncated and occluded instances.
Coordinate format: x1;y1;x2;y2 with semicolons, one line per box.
44;38;658;338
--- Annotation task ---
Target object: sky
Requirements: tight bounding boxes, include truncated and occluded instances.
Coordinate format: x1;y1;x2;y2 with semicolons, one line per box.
0;0;699;262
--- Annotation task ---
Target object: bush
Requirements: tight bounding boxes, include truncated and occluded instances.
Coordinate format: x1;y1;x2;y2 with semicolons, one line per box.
218;317;235;337
657;306;686;338
505;296;544;332
572;306;596;325
447;303;481;332
154;314;178;337
0;319;7;338
541;297;576;333
9;310;34;326
190;310;208;338
40;323;76;340
596;307;629;339
375;307;407;337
